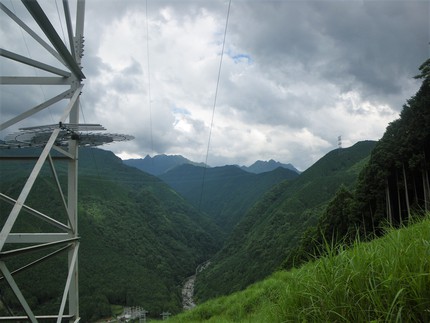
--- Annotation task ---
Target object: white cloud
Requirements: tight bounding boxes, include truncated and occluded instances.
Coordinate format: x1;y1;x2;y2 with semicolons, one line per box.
1;0;428;170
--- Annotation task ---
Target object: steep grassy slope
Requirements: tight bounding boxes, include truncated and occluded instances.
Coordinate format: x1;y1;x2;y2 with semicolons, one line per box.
172;215;430;322
195;141;376;301
0;148;221;321
160;164;299;233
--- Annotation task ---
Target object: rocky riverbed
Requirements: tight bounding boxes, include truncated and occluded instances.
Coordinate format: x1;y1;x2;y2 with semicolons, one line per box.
182;261;211;310
182;275;197;310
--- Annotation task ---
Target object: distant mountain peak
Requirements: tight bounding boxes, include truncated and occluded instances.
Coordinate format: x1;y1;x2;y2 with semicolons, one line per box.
241;160;300;174
123;154;206;176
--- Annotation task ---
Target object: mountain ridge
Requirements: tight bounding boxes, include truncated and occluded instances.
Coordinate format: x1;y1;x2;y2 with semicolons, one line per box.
241;159;301;174
195;140;377;301
123;154;206;176
123;154;300;176
159;163;300;233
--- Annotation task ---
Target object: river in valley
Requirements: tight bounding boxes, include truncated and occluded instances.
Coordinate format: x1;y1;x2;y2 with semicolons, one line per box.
182;261;211;310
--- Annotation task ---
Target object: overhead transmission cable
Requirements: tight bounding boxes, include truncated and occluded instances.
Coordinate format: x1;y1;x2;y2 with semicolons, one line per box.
54;0;66;43
198;0;232;211
9;0;54;123
145;0;154;156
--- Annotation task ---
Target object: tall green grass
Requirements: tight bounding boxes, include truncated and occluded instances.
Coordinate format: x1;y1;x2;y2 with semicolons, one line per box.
171;215;430;322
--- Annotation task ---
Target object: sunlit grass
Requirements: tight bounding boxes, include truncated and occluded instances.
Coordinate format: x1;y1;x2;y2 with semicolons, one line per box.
171;215;430;322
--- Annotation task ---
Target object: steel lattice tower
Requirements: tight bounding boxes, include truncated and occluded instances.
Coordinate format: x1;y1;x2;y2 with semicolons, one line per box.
0;1;131;321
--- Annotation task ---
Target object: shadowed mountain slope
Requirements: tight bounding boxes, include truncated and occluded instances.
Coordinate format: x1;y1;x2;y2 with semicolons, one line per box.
0;148;221;320
195;141;376;301
160;164;299;233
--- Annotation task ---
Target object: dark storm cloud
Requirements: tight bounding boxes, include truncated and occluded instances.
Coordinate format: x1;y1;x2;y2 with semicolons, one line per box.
228;0;428;107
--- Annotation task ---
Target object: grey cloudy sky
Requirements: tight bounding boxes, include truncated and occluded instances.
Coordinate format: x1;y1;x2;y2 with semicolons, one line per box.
1;0;429;170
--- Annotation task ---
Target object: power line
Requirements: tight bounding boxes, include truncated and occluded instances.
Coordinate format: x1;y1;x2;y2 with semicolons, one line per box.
9;0;54;123
54;0;66;44
145;0;154;155
199;0;232;211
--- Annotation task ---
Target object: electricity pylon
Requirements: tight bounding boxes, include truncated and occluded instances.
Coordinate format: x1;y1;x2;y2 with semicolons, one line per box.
0;1;131;321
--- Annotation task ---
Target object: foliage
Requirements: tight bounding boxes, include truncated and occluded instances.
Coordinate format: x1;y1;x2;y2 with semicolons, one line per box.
0;148;221;321
171;215;430;322
160;164;299;233
285;58;430;270
284;185;356;268
353;58;430;231
195;141;376;301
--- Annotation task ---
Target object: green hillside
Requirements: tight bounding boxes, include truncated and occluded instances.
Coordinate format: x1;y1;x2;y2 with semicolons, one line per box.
288;59;430;268
160;164;299;233
352;59;430;234
195;141;375;301
192;58;430;314
0;148;221;321
171;215;430;322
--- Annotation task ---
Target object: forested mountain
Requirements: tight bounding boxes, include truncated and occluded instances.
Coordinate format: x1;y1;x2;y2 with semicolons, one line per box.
159;164;299;233
123;154;206;176
0;148;221;321
241;159;300;174
195;141;376;301
186;59;430;317
354;59;430;230
288;59;430;265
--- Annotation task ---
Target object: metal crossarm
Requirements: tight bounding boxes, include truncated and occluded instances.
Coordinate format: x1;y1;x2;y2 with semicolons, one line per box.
0;89;73;131
21;0;85;80
0;1;132;321
0;49;71;77
0;3;65;64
